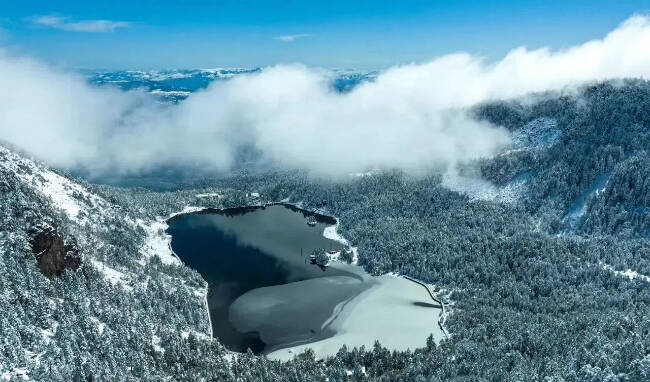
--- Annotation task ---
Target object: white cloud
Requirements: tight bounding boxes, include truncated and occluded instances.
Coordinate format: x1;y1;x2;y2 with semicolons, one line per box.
2;15;650;177
32;15;130;33
275;34;311;42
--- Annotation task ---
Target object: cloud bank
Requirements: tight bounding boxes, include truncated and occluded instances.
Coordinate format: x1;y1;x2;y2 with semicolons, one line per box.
2;16;650;177
275;34;311;42
33;15;130;32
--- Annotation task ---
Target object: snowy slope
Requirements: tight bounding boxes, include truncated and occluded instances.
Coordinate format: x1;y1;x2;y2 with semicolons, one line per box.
0;144;214;380
0;145;182;270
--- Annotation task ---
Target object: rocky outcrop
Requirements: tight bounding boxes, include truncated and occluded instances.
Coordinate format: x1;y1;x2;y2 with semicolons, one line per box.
29;224;81;278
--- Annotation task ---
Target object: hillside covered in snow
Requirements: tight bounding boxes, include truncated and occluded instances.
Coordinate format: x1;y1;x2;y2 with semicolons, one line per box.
0;144;224;380
3;80;650;381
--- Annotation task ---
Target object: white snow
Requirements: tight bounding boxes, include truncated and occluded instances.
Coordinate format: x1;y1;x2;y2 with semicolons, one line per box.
620;269;650;282
138;219;179;265
180;330;211;341
0;145;106;223
152;335;164;353
90;317;106;335
0;145;219;376
442;171;528;204
267;274;444;361
1;367;28;381
222;352;238;364
195;192;222;198
38;171;84;220
168;206;205;219
511;118;561;149
441;119;560;203
150;89;191;97
326;250;341;262
601;262;650;282
349;171;373;178
323;220;358;264
138;206;216;338
90;260;131;289
40;323;57;345
138;206;206;265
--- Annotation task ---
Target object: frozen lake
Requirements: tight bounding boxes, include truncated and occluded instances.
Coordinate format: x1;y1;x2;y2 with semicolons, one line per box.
168;204;443;358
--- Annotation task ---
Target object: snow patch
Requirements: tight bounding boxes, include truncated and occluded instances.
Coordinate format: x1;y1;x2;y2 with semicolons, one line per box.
90;317;106;335
601;262;650;282
138;219;179;265
442;172;528;203
152;335;164;353
323;220;358;264
180;330;211;341
168;206;205;219
90;260;131;290
40;323;57;345
150;89;191;97
0;145;107;223
38;171;84;220
267;275;443;362
137;207;207;266
349;171;373;178
1;367;28;381
195;192;222;199
511;118;561;148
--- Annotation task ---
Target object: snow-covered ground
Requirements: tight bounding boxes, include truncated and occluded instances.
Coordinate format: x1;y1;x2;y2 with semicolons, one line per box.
150;89;191;97
137;218;180;265
601;262;650;283
0;146;107;224
323;220;359;264
1;367;28;381
195;192;222;198
511;118;561;149
267;273;444;361
137;206;205;266
348;171;373;178
442;171;529;204
0;148;441;370
89;259;132;291
0;145;215;376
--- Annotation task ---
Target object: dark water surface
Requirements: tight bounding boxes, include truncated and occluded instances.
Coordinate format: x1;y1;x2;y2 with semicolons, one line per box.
167;204;356;354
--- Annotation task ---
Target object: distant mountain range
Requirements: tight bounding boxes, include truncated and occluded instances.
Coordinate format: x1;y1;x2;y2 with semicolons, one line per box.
86;68;378;102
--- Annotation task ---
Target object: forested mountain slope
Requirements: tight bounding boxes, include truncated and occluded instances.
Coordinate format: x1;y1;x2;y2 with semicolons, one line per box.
3;80;650;381
0;145;219;380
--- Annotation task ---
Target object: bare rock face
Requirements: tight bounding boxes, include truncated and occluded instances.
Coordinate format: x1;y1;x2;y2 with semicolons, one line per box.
29;224;81;278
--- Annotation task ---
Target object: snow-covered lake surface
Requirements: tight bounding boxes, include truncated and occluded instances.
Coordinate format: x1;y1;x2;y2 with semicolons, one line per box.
264;270;445;361
167;205;442;359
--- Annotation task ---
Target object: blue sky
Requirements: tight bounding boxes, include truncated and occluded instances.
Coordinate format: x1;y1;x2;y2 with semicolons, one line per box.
0;0;648;69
